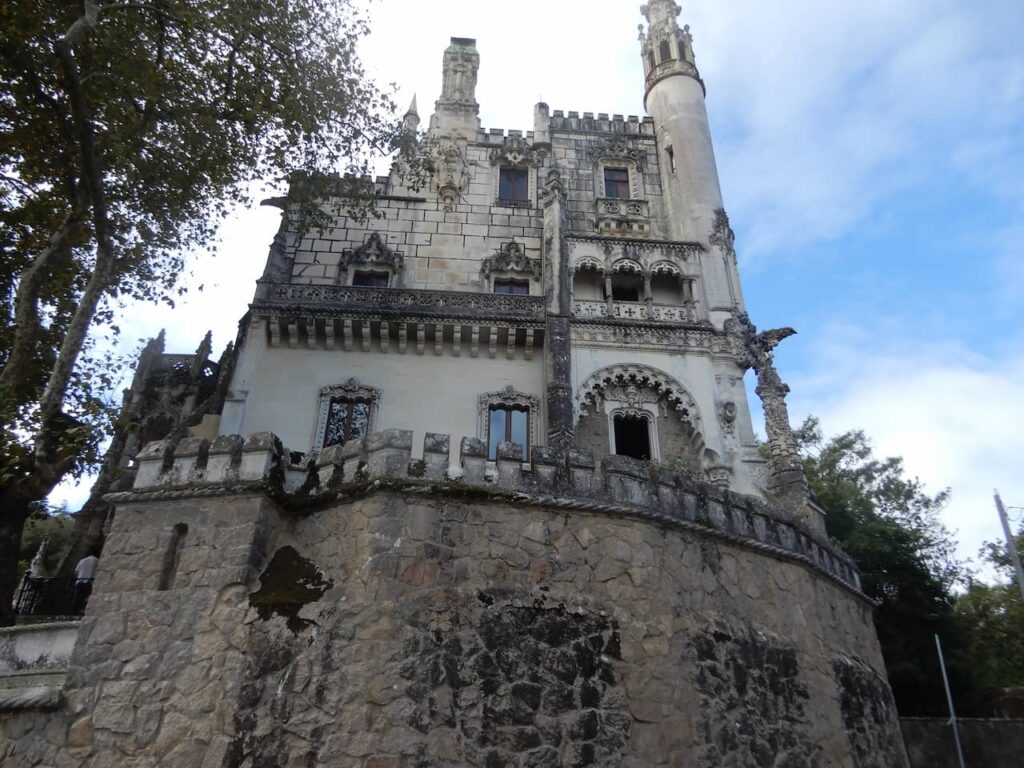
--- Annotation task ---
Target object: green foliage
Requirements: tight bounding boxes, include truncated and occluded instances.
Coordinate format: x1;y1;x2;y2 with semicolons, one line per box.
17;503;73;580
953;526;1024;706
0;0;403;622
794;417;979;716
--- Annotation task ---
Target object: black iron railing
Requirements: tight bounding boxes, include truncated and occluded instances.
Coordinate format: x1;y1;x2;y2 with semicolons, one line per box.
13;575;93;617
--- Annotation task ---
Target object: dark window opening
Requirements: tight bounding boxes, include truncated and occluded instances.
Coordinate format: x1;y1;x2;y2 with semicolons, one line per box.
158;523;188;591
666;146;675;172
324;398;370;447
611;284;640;301
488;405;528;460
498;167;530;203
352;271;389;287
493;279;529;295
659;40;673;63
604;167;630;199
614;415;651;461
607;273;643;302
647;51;656;71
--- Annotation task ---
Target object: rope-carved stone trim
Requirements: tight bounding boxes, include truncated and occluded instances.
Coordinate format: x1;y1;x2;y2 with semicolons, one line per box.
0;686;64;711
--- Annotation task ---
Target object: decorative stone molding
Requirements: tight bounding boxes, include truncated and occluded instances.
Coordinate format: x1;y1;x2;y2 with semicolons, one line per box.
587;136;647;171
256;283;546;321
339;233;404;282
718;400;738;437
480;241;542;281
488;135;545;168
477;385;542;451
709;208;737;264
422;136;471;211
312;378;382;450
576;363;702;434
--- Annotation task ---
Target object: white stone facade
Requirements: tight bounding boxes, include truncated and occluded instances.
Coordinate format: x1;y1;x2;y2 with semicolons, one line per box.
223;2;779;498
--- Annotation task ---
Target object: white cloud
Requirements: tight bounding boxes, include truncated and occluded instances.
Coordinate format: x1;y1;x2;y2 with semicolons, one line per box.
786;326;1024;570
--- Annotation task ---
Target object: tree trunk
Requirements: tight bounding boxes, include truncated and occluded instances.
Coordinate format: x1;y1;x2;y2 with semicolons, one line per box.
0;501;31;627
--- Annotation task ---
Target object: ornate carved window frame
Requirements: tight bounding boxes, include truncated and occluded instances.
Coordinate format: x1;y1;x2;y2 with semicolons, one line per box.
607;405;661;461
338;233;405;287
478;385;541;457
312;378;382;450
490;138;542;208
480;241;542;293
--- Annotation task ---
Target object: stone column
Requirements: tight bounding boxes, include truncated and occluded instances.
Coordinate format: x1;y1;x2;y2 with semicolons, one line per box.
754;361;809;502
541;170;574;453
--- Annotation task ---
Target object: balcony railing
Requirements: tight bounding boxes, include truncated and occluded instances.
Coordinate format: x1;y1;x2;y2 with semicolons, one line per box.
256;282;546;321
14;576;93;617
573;299;698;322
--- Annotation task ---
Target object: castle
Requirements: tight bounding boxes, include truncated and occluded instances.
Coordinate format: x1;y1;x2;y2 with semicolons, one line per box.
0;3;910;766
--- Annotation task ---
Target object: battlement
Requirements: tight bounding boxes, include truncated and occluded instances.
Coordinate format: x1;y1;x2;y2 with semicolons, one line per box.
548;110;655;135
117;429;863;597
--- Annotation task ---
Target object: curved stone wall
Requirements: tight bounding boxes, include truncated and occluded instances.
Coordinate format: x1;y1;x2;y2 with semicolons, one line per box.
0;430;908;767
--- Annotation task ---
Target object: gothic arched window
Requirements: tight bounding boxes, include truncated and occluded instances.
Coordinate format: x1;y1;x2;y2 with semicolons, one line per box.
313;378;381;449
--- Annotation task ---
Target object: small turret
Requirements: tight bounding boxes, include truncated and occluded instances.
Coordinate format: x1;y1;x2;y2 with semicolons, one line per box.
640;1;743;318
429;37;481;139
402;94;420;138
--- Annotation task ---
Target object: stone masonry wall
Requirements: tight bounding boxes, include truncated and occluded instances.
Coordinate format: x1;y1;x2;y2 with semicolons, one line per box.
1;430;906;766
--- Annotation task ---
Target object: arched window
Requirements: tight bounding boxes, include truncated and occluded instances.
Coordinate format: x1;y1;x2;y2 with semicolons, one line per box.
659;40;673;63
313;378;381;449
647;51;656;71
478;385;540;461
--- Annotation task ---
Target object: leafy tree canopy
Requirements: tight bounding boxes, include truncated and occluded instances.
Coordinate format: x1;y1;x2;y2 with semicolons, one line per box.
0;0;402;623
954;523;1024;708
794;417;979;715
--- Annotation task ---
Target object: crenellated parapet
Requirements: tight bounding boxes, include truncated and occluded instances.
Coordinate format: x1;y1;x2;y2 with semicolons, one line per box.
111;429;864;599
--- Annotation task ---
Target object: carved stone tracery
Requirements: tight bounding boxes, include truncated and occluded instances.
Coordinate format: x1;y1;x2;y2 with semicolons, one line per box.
312;378;382;450
480;241;542;281
577;364;701;432
340;233;404;275
478;385;542;450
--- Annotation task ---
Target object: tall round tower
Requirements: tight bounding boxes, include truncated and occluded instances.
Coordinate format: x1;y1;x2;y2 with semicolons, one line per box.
641;1;743;317
641;0;721;243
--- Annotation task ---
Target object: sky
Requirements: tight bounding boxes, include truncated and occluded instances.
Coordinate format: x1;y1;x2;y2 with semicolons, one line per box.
52;0;1024;573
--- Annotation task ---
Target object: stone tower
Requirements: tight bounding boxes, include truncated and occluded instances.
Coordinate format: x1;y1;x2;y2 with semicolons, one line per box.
1;8;909;768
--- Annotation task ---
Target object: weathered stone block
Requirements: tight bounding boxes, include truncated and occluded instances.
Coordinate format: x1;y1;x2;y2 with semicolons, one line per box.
530;446;560;489
495;441;524;489
567;449;596;496
602;454;651;507
460;436;487;485
133;439;174;488
365;429;413;479
170;437;209;483
239;432;283;481
206;435;243;482
422;432;450;480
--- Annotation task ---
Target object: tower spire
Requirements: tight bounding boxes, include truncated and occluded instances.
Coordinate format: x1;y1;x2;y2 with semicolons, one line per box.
639;0;703;101
429;37;481;139
402;94;419;136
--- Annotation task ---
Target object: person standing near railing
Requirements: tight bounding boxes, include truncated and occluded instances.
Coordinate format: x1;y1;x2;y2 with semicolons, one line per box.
71;550;99;614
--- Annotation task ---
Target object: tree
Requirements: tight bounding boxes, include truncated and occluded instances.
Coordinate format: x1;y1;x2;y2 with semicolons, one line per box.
793;418;981;716
0;0;401;623
953;526;1024;709
18;503;74;581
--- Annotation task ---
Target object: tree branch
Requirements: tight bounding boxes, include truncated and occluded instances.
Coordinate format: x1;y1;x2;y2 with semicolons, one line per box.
0;214;85;401
34;30;120;460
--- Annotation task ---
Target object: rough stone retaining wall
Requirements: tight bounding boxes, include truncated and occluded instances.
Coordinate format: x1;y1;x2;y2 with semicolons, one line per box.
0;430;908;767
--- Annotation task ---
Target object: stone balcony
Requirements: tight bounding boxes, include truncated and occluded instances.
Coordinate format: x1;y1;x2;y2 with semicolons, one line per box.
572;299;699;323
595;197;652;237
252;282;546;356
